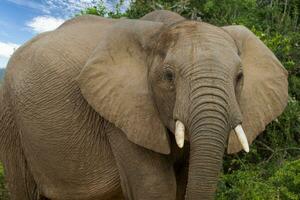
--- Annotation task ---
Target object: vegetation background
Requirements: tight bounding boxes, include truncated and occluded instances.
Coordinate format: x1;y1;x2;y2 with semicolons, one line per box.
0;0;299;199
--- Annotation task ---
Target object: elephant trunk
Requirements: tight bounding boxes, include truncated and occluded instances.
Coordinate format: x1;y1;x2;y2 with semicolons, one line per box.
185;68;231;199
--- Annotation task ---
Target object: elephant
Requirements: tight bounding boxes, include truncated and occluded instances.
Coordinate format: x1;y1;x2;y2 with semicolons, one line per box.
0;10;288;200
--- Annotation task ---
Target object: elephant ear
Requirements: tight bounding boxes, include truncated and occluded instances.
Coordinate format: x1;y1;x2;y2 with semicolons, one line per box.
223;25;288;154
78;20;171;154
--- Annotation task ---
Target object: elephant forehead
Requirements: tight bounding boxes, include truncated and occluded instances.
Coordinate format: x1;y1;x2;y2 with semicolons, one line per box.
163;38;240;72
159;21;236;49
154;21;240;73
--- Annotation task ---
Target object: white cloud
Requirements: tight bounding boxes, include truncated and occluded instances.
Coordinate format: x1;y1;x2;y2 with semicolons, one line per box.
0;41;20;58
26;16;65;33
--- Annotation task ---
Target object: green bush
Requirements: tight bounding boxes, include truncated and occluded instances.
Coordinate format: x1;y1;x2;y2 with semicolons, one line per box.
0;164;8;199
217;160;300;200
77;0;127;18
271;160;300;200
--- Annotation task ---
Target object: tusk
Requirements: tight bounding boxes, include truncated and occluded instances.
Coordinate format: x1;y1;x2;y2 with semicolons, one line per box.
234;125;249;153
175;120;185;148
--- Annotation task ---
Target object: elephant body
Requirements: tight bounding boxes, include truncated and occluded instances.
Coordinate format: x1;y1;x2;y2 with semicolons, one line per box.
1;16;123;199
1;14;181;200
0;11;288;200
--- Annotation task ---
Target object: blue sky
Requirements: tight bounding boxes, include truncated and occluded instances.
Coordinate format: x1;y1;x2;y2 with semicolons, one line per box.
0;0;129;68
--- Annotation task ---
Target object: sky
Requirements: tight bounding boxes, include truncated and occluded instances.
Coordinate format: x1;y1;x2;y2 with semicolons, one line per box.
0;0;129;68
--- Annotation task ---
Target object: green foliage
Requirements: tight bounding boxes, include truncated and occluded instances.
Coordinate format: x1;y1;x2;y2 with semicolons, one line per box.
78;3;107;16
271;160;300;200
77;0;127;18
217;160;300;200
0;164;8;199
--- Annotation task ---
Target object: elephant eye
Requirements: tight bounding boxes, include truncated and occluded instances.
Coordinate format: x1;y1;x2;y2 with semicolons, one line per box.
235;65;243;83
162;68;175;83
236;70;243;83
163;71;174;82
235;69;244;96
237;71;243;82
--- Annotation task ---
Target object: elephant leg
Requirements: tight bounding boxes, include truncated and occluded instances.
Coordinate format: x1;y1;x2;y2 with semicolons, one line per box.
0;94;39;199
0;121;38;200
107;127;176;200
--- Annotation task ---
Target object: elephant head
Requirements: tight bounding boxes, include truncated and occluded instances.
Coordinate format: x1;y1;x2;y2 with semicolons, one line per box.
77;13;288;199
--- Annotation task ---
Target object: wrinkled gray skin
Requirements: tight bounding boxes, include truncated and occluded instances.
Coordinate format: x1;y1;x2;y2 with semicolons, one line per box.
0;10;288;200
